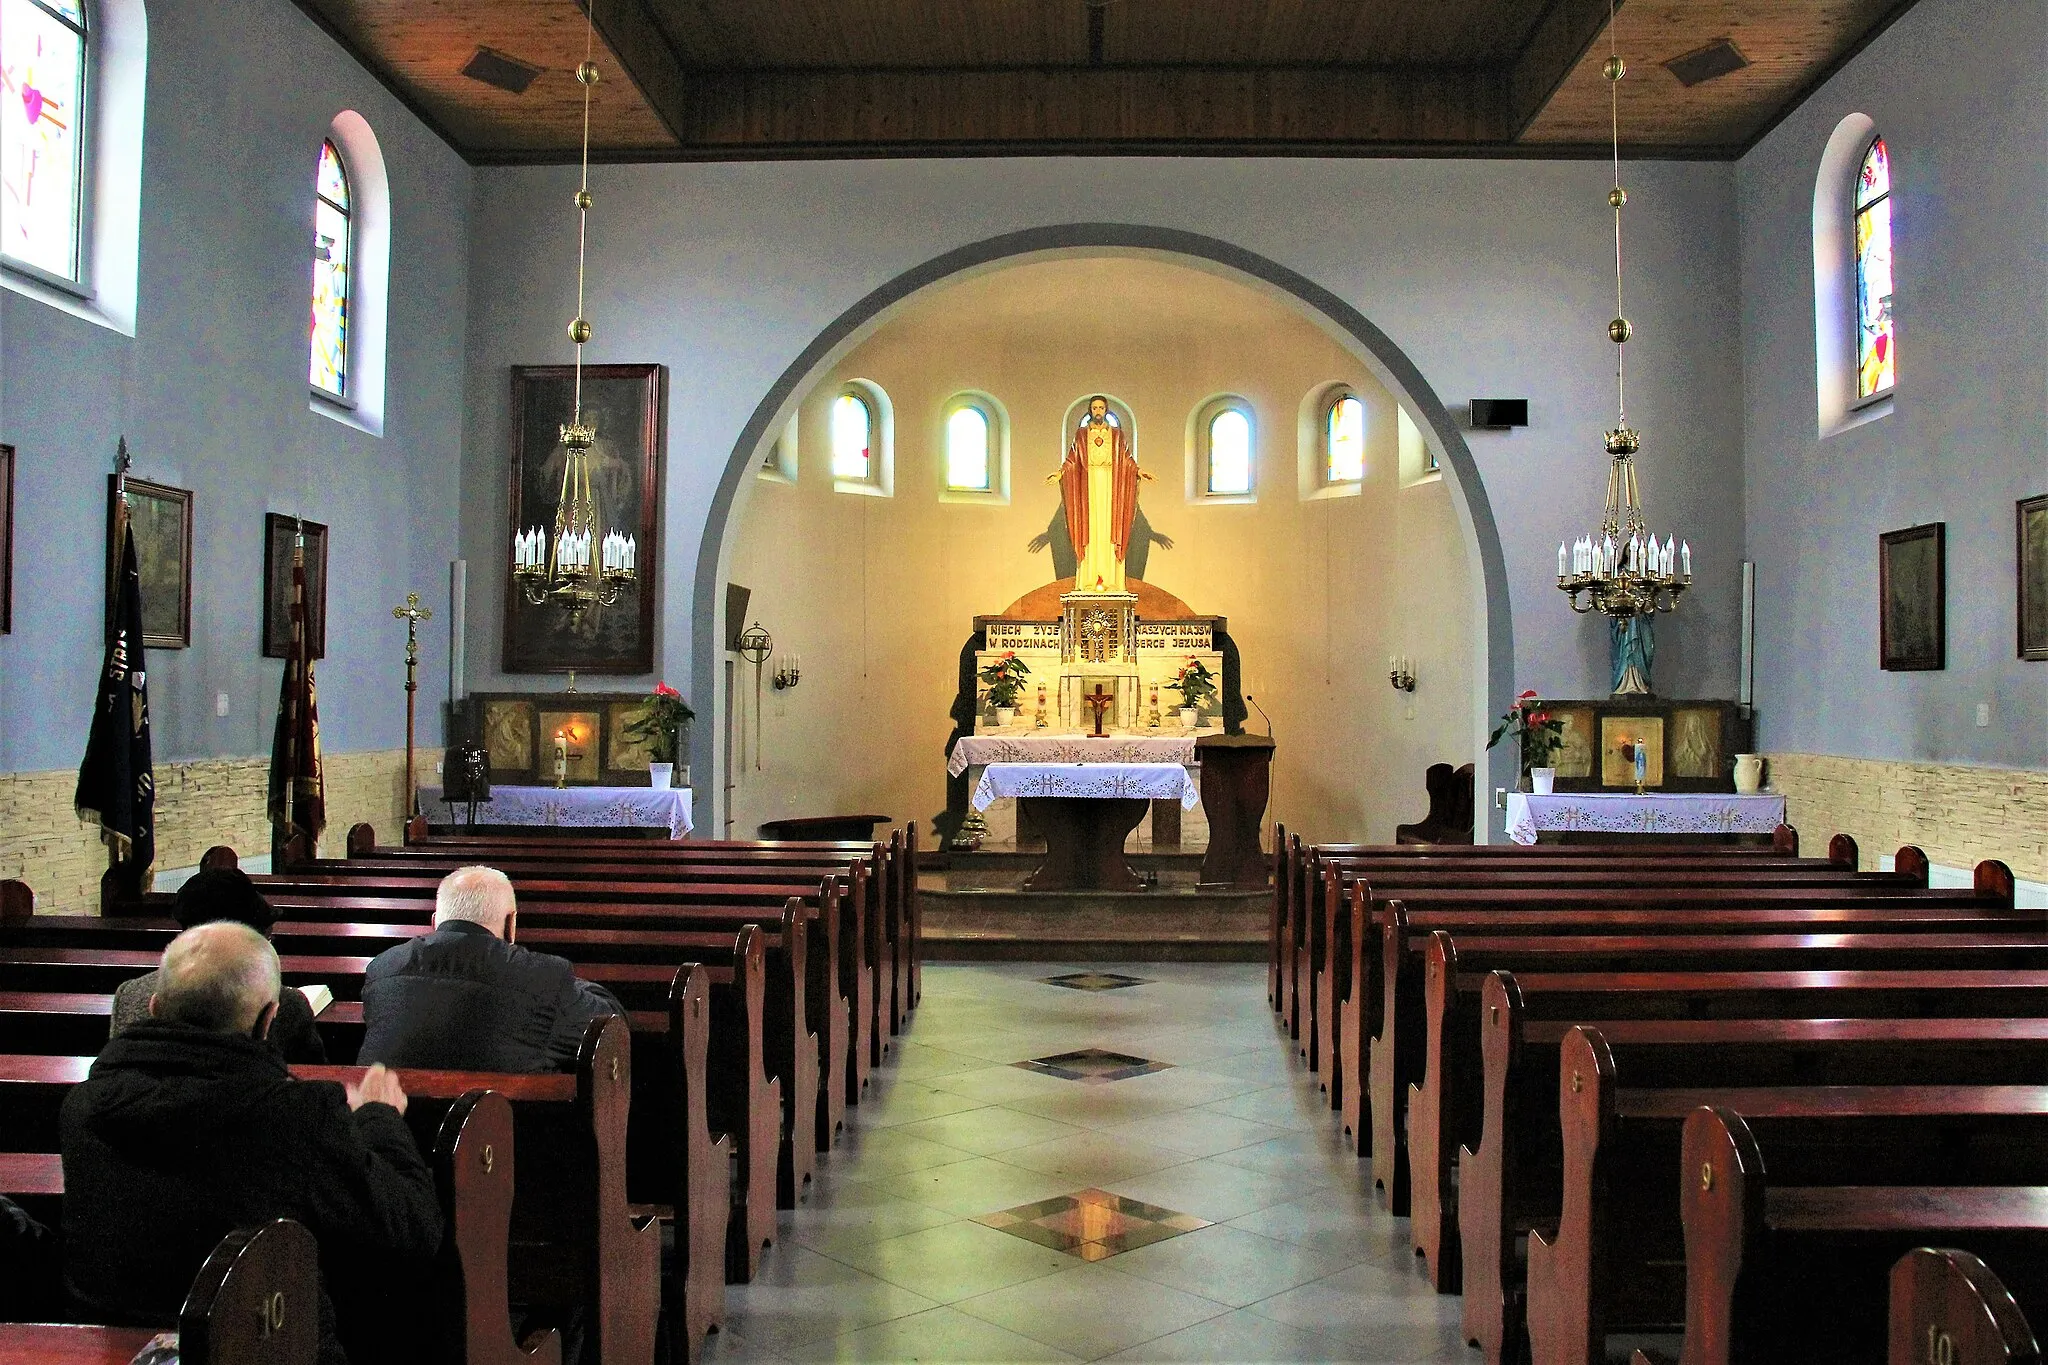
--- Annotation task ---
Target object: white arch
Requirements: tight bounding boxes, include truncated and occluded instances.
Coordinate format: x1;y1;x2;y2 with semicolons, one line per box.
315;110;389;435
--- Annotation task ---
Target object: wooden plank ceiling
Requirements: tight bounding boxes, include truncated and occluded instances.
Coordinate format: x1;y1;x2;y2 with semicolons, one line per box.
292;0;1921;162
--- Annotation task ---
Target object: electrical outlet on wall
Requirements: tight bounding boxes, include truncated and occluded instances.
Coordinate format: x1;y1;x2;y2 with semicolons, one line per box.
1976;703;1992;728
215;693;230;717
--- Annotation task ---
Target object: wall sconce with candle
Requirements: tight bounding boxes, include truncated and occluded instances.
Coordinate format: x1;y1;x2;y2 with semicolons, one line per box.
1387;655;1417;692
772;654;803;691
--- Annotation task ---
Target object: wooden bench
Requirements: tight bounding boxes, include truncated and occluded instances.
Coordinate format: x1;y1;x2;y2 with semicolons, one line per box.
0;1219;322;1365
1669;1106;2048;1365
1884;1248;2043;1365
1524;1027;2048;1365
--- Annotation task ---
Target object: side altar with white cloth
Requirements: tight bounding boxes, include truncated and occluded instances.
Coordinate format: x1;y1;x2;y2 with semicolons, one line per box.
418;784;693;840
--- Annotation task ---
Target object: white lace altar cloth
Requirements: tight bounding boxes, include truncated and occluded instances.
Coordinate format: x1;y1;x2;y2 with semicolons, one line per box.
948;733;1204;777
1505;791;1785;845
971;763;1200;812
419;785;693;840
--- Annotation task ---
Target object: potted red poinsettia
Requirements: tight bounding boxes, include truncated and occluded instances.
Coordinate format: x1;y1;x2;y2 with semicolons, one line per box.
1487;689;1566;793
625;682;694;788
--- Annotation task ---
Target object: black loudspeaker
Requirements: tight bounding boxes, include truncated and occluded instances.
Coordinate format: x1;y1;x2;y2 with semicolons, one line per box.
444;744;492;803
725;584;752;652
1470;399;1529;429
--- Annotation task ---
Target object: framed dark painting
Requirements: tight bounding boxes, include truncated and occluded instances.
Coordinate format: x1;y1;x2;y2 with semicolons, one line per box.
503;363;664;674
263;514;328;659
1879;521;1946;671
0;444;13;635
108;474;193;650
2021;494;2048;662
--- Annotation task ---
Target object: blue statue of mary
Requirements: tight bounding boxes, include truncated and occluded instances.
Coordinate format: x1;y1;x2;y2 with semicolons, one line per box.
1610;615;1655;696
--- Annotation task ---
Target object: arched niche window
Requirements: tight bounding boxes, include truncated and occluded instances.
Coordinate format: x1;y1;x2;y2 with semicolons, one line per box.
1;0;89;283
941;392;1008;501
1194;397;1255;499
830;380;892;495
1;0;145;334
1322;389;1365;485
309;139;353;401
1853;134;1895;402
310;111;388;434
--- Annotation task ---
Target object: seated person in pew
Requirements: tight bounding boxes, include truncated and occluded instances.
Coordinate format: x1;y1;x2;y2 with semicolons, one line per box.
109;867;327;1062
358;865;625;1073
60;922;443;1365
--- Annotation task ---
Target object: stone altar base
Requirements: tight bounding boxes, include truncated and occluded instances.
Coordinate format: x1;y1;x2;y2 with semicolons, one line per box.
919;852;1266;962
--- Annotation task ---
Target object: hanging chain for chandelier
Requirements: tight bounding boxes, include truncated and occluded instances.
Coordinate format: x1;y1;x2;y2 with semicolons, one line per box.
1557;0;1691;619
513;0;637;620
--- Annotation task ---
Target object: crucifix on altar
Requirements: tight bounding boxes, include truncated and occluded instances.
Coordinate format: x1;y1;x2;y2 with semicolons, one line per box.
1083;683;1115;737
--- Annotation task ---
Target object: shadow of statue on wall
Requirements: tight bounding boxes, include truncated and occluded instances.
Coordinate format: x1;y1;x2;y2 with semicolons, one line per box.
1026;502;1174;582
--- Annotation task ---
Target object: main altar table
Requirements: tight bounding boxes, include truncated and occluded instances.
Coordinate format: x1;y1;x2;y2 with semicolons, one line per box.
1505;791;1785;846
972;762;1197;891
948;733;1201;775
418;784;693;840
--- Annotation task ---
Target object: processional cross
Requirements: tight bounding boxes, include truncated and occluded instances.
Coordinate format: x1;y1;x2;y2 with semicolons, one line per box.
392;592;433;812
1083;684;1115;738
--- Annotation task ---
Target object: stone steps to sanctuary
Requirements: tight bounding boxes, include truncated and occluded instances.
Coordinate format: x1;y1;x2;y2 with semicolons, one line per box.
920;873;1266;962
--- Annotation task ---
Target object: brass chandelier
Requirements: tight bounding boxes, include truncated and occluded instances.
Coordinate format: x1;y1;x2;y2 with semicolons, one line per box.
1556;2;1690;621
513;2;636;622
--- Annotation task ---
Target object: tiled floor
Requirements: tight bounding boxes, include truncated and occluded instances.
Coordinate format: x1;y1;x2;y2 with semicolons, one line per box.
703;961;1465;1363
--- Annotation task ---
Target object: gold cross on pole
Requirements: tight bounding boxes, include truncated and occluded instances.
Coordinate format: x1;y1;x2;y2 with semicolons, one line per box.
392;593;433;813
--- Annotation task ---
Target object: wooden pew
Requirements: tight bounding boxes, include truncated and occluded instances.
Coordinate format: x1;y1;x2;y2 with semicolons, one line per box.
1669;1106;2048;1365
1458;973;2048;1364
1351;889;2035;1202
1886;1248;2043;1365
1408;925;2048;1288
1524;1029;2048;1365
0;1220;322;1365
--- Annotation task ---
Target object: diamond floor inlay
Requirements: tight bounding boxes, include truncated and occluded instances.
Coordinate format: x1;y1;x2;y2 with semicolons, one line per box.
1040;970;1153;991
1013;1046;1173;1082
974;1187;1212;1261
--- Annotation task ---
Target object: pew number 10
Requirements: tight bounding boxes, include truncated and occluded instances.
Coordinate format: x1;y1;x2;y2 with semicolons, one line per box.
1925;1324;1955;1365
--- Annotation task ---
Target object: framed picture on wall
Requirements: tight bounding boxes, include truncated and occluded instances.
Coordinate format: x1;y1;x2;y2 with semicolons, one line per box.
108;474;193;650
1879;522;1946;671
502;363;664;675
2020;494;2048;662
262;514;329;660
0;444;13;635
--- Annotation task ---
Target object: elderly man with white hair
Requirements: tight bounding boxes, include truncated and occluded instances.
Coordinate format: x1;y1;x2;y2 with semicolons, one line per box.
358;865;624;1073
60;921;442;1365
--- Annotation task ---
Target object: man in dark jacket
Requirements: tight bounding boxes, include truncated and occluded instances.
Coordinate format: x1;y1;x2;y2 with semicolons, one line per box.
108;866;327;1062
358;865;624;1072
61;921;441;1365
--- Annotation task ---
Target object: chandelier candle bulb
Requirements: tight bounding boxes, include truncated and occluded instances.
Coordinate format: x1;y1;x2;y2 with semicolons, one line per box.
1559;542;1568;576
1682;541;1692;576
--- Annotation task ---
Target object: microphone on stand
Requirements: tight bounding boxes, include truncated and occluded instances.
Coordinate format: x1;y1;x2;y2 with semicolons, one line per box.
1244;693;1274;738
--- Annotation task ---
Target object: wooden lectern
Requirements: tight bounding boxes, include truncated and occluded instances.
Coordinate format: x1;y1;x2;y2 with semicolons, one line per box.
1196;733;1275;889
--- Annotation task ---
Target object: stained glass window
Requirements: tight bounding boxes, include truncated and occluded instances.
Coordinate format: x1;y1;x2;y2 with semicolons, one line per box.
1853;134;1895;400
1206;407;1252;495
309;139;352;398
831;391;873;481
946;404;991;491
1;0;89;281
1324;392;1365;484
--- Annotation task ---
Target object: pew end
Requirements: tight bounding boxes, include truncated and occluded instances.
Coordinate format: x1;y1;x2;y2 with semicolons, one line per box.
1524;1024;1618;1365
198;846;240;872
178;1219;322;1365
1829;834;1860;869
1896;846;1932;886
435;1089;564;1365
575;1016;663;1365
1977;861;2018;908
406;811;430;843
0;880;31;923
348;823;378;859
1677;1106;1769;1365
1890;1248;2042;1365
667;963;730;1359
1773;824;1800;855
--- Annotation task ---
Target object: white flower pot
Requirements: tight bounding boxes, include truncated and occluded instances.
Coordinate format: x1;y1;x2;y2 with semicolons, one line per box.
1180;707;1200;730
995;707;1017;729
1530;766;1557;795
1733;753;1765;795
648;762;673;791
